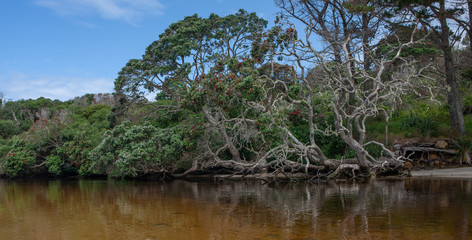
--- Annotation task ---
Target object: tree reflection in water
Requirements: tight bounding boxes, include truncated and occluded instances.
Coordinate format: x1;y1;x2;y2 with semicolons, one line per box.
0;178;470;239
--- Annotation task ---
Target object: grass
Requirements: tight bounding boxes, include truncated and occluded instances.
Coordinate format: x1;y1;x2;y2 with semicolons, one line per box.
465;115;472;136
366;104;472;144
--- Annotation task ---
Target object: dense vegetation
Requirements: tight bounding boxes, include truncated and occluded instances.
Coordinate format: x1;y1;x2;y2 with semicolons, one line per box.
1;1;472;179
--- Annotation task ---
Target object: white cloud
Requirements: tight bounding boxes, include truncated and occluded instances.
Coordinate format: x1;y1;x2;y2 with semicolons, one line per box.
1;72;114;101
35;0;164;24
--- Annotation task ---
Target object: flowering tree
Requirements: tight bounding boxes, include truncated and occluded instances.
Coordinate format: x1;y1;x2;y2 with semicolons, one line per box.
115;10;272;171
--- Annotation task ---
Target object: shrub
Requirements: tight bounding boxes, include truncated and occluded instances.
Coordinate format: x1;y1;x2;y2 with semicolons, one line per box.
88;121;187;177
400;111;438;137
0;138;13;159
452;137;472;165
2;148;35;177
0;120;20;139
46;155;63;175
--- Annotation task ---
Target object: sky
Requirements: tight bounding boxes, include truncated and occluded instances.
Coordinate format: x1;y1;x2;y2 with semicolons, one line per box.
0;0;280;101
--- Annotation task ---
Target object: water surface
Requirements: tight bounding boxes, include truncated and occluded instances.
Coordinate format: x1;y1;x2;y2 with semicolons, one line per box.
0;178;470;239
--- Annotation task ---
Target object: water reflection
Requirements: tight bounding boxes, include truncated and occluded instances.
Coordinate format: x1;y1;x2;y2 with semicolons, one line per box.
0;178;470;239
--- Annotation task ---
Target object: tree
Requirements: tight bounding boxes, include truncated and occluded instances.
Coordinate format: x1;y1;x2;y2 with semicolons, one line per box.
386;0;468;135
115;10;269;168
345;1;390;90
274;0;435;174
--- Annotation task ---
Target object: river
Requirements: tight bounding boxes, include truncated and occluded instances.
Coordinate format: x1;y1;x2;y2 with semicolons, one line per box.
0;178;470;239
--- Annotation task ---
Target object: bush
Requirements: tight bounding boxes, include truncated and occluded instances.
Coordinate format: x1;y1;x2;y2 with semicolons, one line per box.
46;155;63;175
57;135;95;175
0;120;20;139
400;111;438;137
88;121;187;177
23;118;66;156
0;138;14;159
2;148;35;177
452;136;472;165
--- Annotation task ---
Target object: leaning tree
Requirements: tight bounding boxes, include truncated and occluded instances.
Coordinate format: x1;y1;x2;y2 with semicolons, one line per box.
273;0;437;175
115;10;282;174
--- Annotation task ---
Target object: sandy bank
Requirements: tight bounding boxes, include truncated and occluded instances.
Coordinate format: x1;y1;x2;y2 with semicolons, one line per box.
410;167;472;179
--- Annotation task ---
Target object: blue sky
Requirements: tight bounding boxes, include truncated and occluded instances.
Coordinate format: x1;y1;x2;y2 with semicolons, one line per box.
0;0;280;101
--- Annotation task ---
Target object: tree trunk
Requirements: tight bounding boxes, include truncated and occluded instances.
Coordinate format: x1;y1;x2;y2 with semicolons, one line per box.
333;107;370;172
440;2;466;135
468;0;472;53
340;134;370;173
362;12;373;91
202;107;241;161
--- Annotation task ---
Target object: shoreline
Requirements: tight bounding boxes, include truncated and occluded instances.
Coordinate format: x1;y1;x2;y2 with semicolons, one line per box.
2;167;472;181
410;167;472;179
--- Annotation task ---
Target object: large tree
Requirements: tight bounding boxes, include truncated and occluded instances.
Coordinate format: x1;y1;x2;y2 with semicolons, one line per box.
274;0;435;173
387;0;468;135
115;10;271;168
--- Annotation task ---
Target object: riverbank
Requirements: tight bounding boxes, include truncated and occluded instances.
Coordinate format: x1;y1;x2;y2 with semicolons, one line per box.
410;167;472;179
3;166;472;180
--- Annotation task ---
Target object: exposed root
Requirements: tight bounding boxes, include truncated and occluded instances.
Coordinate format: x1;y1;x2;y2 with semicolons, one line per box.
168;154;406;181
327;164;360;179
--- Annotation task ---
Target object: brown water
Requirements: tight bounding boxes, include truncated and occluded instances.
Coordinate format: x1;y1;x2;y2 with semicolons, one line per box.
0;178;470;240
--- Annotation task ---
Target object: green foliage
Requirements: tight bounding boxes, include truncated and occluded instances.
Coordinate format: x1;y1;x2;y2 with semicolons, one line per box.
384;100;449;138
0;120;19;139
255;114;282;150
89;121;188;177
375;25;440;66
459;66;472;85
344;1;375;13
313;115;348;159
115;9;267;101
452;136;472;164
465;115;472;135
400;111;438;137
80;104;111;122
364;144;385;159
18;120;33;132
184;57;265;113
0;138;14;161
180;119;205;151
0;118;67;177
322;137;348;159
66;106;111;147
0;93;113;177
22;118;66;156
56;134;95;176
286;108;347;159
152;105;185;129
2;147;35;177
46;155;63;176
463;93;472;110
0;147;10;162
